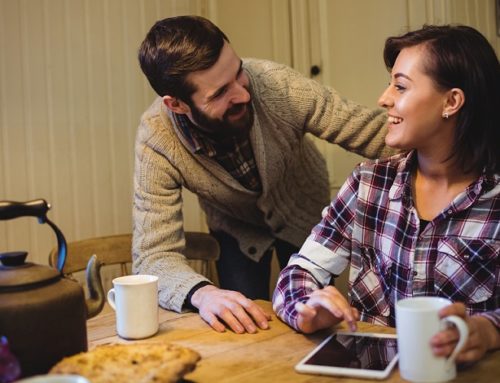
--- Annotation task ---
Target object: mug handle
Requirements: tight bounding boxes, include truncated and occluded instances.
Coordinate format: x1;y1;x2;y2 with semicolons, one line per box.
107;288;116;311
442;315;469;363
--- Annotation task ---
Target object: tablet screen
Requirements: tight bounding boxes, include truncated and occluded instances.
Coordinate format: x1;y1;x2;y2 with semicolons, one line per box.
303;332;397;371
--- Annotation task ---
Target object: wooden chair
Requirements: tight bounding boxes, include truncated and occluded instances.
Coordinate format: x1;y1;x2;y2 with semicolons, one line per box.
48;232;220;297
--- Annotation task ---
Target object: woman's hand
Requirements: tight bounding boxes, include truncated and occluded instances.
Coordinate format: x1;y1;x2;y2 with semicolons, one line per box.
430;302;500;363
295;286;359;334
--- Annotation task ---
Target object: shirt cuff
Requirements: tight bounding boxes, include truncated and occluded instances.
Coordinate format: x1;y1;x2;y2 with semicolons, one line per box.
183;281;213;311
475;311;500;330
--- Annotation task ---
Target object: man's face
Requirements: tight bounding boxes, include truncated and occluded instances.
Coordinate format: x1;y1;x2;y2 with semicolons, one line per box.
184;42;254;139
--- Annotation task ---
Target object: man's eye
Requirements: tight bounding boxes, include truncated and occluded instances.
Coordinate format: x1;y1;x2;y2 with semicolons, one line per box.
212;88;227;100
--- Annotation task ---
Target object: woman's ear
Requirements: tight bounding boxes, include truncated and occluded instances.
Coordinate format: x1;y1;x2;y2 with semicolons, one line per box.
162;96;191;114
442;88;465;118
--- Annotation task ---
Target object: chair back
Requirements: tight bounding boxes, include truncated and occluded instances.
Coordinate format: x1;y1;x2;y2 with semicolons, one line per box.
49;232;220;294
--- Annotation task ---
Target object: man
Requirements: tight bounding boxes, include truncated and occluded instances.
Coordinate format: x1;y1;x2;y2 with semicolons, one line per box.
133;15;392;334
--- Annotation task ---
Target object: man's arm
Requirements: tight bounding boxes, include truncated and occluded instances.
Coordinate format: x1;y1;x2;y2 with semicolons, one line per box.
245;59;395;159
132;130;209;312
132;116;271;332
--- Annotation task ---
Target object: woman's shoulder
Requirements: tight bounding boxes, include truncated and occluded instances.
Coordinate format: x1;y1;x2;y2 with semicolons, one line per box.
355;151;411;177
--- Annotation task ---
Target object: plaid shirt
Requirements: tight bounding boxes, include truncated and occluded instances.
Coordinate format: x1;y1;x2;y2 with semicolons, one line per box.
273;151;500;330
173;113;261;192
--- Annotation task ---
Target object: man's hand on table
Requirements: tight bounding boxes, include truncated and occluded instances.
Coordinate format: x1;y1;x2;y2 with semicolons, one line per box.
191;284;272;334
295;286;359;334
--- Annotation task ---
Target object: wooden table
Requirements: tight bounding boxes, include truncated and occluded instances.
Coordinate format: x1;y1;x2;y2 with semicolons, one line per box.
87;301;499;382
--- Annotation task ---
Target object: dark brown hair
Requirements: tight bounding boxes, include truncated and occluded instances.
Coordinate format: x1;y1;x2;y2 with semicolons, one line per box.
384;25;500;174
138;16;229;102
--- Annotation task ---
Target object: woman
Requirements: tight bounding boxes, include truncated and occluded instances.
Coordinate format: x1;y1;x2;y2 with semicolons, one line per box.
273;25;499;364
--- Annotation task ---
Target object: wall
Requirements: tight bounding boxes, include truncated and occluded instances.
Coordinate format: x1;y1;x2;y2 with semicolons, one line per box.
308;0;500;196
0;0;209;263
1;0;498;267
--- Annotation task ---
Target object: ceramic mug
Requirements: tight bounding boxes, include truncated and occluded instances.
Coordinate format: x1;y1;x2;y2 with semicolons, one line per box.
107;274;159;339
396;297;469;382
15;375;89;383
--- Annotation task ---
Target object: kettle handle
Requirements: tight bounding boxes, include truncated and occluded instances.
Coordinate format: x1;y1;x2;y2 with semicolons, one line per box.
0;199;49;220
0;199;67;272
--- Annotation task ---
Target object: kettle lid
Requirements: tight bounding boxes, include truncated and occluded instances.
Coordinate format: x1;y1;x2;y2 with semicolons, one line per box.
0;251;60;289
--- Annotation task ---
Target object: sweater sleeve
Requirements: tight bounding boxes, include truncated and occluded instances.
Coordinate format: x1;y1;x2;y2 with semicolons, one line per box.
245;59;395;160
132;117;210;313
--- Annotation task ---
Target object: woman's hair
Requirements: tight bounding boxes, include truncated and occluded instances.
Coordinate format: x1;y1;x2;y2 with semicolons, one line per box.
138;16;229;102
383;25;500;174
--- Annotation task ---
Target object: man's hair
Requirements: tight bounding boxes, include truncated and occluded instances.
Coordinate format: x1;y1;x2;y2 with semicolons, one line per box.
138;15;229;102
383;25;500;174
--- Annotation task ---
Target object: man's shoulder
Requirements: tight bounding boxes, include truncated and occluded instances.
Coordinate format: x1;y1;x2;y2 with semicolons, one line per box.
243;58;288;71
137;97;176;145
243;58;300;84
140;96;165;122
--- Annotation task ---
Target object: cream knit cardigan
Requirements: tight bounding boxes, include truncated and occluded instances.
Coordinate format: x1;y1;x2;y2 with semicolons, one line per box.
133;59;392;312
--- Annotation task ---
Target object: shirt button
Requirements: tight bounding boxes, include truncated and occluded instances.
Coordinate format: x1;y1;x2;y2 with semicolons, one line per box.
412;271;418;277
248;246;257;255
448;209;453;214
463;254;470;260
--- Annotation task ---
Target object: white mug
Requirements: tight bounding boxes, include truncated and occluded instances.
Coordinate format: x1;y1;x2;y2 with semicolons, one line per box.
396;297;469;382
107;274;159;339
15;375;89;383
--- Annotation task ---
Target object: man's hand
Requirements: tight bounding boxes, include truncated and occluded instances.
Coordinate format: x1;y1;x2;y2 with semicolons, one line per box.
295;286;359;334
430;302;500;363
191;285;272;333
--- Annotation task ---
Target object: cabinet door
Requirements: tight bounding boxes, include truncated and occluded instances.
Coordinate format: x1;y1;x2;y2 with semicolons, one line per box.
292;0;499;196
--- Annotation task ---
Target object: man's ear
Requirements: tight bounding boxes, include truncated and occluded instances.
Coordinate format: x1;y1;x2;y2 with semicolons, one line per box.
442;88;465;118
162;96;191;114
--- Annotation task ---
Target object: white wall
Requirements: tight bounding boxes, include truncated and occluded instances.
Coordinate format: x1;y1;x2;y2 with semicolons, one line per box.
0;0;209;264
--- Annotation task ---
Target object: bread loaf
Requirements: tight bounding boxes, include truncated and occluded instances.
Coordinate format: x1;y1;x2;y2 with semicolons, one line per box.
50;342;200;383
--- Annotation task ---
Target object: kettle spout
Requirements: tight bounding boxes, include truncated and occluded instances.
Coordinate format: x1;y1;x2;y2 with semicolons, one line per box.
85;254;105;319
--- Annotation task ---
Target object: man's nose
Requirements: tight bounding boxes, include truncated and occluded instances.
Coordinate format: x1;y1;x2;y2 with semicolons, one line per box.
231;82;251;104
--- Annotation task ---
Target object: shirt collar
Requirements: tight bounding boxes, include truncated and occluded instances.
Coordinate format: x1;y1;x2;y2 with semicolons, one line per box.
388;150;499;210
171;113;217;157
388;150;416;202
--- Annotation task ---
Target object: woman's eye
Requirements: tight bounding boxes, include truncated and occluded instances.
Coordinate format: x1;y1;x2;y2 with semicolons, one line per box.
394;84;406;92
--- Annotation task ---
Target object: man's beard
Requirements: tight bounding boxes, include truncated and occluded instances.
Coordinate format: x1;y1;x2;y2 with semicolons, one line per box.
188;101;254;141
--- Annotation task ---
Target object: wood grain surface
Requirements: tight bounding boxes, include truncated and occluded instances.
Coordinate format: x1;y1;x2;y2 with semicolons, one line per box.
87;301;500;383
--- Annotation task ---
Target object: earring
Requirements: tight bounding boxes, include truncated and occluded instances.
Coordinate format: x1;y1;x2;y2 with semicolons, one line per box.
442;112;449;119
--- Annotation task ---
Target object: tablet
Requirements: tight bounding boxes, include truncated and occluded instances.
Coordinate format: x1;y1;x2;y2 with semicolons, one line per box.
295;332;398;380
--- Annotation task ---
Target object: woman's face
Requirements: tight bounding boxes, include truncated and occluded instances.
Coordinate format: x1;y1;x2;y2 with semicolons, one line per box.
378;45;452;153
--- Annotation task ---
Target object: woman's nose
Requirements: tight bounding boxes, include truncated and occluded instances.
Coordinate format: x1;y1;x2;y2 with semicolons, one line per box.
377;87;392;108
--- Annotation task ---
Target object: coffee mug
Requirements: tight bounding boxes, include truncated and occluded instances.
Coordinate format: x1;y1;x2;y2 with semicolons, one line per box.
107;274;159;339
396;297;469;382
16;375;89;383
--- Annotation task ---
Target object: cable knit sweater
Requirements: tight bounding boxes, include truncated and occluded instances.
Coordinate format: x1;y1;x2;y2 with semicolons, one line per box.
132;58;393;312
